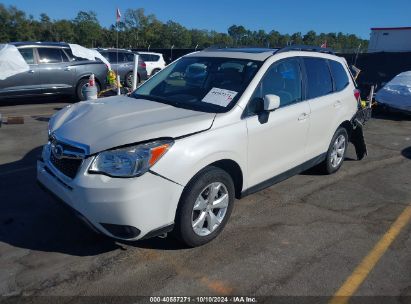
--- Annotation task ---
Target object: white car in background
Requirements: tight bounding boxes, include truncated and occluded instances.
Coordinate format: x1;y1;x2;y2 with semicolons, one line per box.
138;52;166;76
37;46;365;247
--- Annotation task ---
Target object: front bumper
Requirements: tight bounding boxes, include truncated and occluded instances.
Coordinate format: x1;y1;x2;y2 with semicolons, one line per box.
37;152;184;241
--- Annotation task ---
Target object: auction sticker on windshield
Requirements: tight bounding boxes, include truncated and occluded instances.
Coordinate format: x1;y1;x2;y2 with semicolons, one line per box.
202;88;238;107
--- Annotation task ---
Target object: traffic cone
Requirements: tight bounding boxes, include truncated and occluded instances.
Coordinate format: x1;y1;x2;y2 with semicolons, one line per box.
82;74;98;100
88;73;95;87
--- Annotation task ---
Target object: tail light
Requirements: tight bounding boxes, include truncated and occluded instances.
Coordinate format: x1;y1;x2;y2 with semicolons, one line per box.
354;89;361;102
139;62;146;68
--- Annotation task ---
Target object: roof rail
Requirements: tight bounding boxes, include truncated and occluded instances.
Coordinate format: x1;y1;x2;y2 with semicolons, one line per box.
276;45;335;55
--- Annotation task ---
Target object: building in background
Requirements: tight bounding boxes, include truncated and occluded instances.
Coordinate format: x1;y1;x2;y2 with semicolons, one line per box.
368;27;411;52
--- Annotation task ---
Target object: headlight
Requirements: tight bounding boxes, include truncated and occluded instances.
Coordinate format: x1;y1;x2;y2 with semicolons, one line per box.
89;140;173;177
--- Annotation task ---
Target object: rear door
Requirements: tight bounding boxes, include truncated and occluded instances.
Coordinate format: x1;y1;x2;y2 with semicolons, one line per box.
0;47;43;98
140;54;155;75
36;47;76;94
303;57;341;157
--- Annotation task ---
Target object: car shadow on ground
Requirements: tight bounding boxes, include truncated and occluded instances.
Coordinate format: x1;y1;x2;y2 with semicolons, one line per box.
0;146;187;255
0;146;121;256
0;95;77;107
372;108;411;121
402;146;411;160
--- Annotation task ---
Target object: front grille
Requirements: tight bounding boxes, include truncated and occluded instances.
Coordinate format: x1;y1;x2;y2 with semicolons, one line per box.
50;149;83;179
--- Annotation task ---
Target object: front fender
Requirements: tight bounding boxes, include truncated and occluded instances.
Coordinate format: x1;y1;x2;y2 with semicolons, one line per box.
151;120;248;191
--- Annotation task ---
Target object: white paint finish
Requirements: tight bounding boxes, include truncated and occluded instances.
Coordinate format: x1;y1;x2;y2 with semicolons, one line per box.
368;28;411;53
245;101;311;186
37;156;183;240
39;49;359;241
138;52;166;76
152;106;248;189
49;95;216;154
305;84;357;157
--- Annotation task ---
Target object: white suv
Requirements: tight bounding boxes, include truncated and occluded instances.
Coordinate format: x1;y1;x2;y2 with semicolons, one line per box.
138;52;166;76
37;46;364;247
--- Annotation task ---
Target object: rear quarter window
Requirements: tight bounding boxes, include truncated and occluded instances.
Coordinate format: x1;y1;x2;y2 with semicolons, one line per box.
18;48;35;64
329;59;349;91
303;57;333;99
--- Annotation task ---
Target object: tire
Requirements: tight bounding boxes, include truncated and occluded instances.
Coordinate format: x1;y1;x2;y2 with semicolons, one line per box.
151;68;161;76
76;78;100;101
126;72;139;88
321;127;349;174
173;166;235;247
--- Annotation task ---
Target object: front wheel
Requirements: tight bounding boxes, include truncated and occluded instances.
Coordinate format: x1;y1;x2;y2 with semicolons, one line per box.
76;78;100;101
321;127;348;174
173;166;235;247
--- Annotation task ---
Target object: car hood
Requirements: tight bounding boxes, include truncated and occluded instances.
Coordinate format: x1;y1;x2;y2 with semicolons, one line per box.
49;95;216;154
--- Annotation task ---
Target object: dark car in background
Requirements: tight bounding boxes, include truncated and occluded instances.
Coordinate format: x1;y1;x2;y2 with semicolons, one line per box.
97;48;148;87
0;42;108;101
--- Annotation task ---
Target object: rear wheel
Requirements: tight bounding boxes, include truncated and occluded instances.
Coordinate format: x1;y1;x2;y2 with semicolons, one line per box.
173;166;235;247
321;127;348;174
151;68;161;76
126;72;139;88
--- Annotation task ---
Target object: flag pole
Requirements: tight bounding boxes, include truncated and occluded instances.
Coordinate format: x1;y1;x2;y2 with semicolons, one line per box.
116;8;121;93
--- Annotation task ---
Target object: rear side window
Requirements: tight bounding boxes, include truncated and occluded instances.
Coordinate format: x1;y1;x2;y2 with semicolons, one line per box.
140;54;151;62
18;48;34;64
107;52;127;63
38;48;68;63
125;53;136;62
151;55;160;62
140;54;160;62
303;57;333;99
329;60;349;91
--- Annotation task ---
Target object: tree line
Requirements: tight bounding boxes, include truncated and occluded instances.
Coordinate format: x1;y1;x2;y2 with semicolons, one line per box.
0;4;368;52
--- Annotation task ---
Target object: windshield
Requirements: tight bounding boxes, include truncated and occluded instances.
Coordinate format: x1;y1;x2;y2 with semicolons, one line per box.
132;56;262;113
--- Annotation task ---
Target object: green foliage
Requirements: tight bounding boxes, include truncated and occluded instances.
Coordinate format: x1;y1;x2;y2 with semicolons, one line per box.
0;4;368;52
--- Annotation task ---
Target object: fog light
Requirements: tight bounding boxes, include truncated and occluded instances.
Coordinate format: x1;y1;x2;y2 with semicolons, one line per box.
101;223;141;239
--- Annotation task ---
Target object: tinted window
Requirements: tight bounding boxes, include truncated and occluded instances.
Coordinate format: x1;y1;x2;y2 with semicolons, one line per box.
329;60;349;91
303;57;333;99
18;48;34;64
38;48;67;63
151;55;160;62
107;52;128;63
253;58;302;109
140;54;152;62
125;53;136;62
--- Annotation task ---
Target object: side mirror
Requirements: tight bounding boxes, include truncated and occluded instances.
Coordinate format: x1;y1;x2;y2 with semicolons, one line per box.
263;94;280;111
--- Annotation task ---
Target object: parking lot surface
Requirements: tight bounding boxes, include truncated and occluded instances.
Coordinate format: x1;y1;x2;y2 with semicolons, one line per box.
0;101;410;302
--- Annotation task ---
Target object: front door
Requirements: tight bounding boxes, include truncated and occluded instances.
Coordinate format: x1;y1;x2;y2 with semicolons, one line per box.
246;57;311;187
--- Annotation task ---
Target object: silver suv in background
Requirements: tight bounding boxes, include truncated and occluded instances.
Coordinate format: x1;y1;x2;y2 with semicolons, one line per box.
97;48;148;87
0;42;108;101
138;52;166;76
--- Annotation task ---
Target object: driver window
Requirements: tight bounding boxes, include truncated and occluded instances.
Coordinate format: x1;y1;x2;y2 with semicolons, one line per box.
248;58;302;115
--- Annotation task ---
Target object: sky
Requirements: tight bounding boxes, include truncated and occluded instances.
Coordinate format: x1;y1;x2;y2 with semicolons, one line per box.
3;0;411;39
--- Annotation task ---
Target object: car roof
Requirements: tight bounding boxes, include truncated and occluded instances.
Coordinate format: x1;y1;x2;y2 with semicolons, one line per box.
185;47;279;61
96;48;133;53
10;41;70;48
138;52;163;56
184;45;338;61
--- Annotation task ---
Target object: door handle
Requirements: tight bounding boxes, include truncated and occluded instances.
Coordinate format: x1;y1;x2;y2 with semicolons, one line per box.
28;70;35;73
334;100;342;108
64;67;72;71
298;113;309;121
